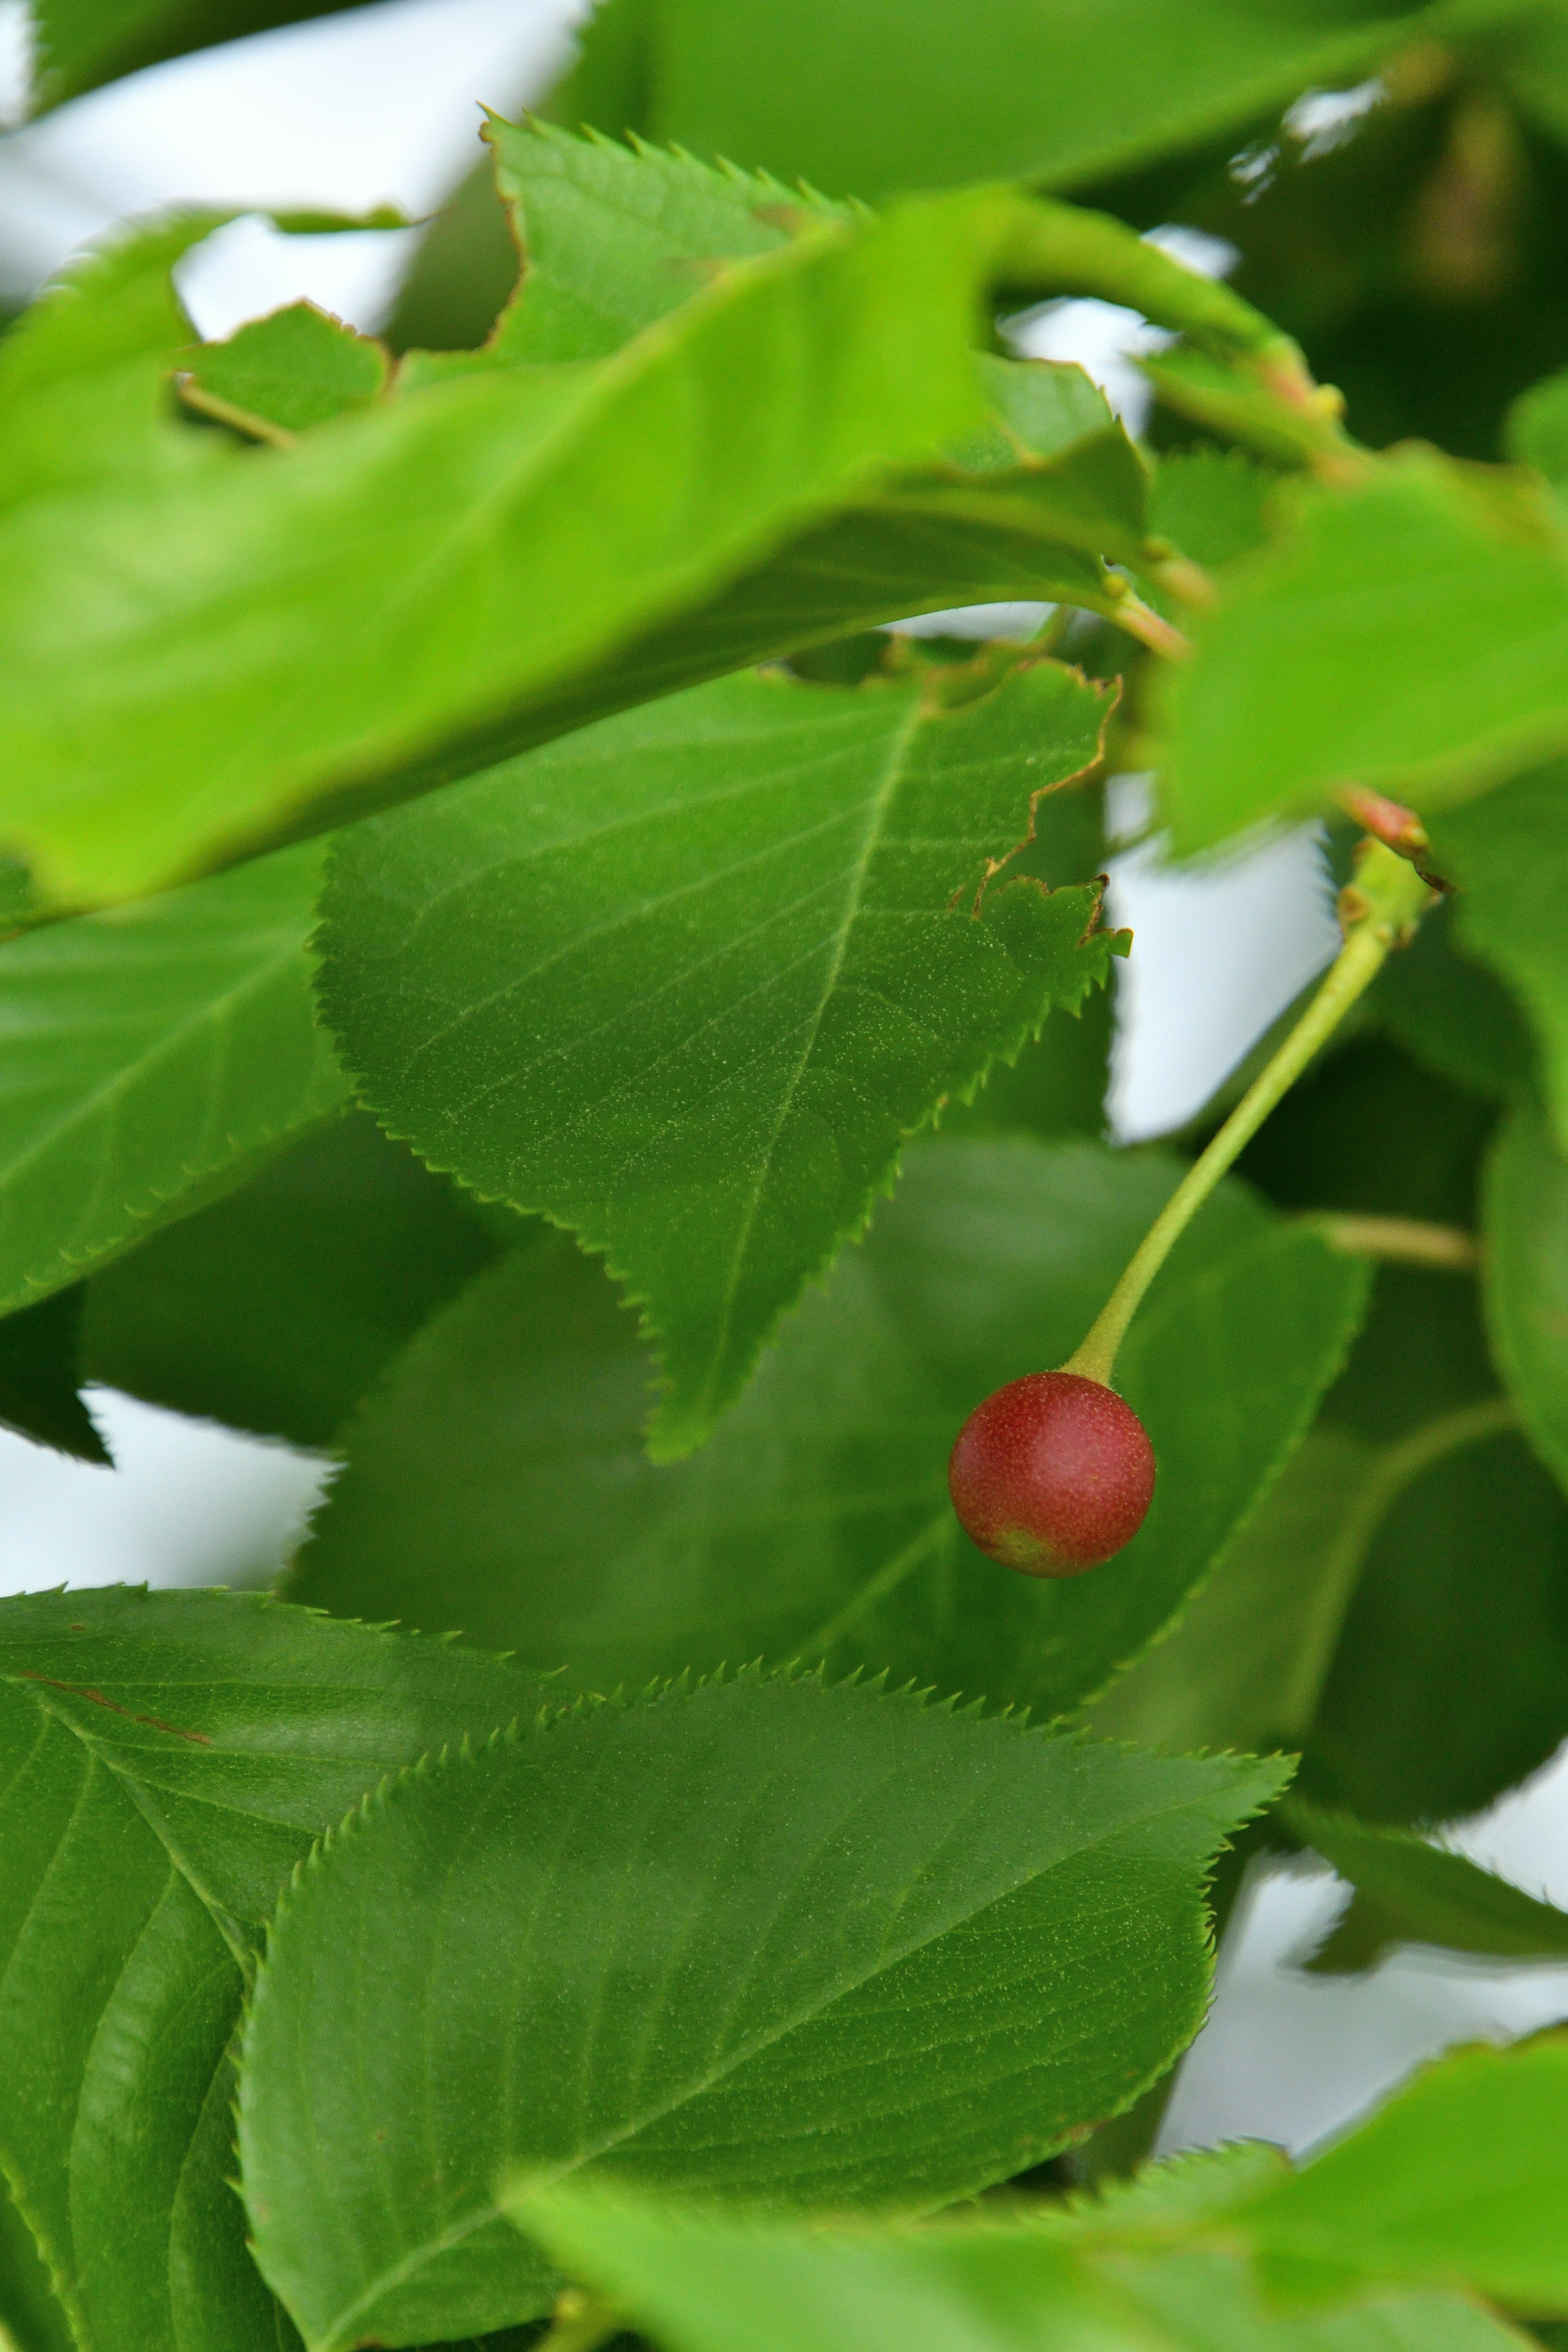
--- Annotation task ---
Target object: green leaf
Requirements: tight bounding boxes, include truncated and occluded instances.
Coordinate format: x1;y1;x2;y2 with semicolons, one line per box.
0;837;348;1320
1483;1099;1568;1494
507;2174;1538;2352
1285;1797;1568;1975
1429;765;1568;1154
0;1287;109;1463
470;120;1155;552
1367;898;1538;1107
79;1114;505;1450
318;662;1123;1455
26;0;373;109
1230;2036;1568;2314
2;169;1296;907
1082;1428;1374;1758
0;1588;539;2352
1147;448;1276;573
237;1666;1287;2348
1147;1035;1568;1824
290;1134;1365;1720
181;301;390;441
1156;453;1568;854
548;0;1454;200
0;2178;74;2352
481;114;856;365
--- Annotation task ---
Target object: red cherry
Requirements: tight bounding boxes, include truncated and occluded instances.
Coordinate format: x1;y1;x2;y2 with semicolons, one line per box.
948;1371;1156;1578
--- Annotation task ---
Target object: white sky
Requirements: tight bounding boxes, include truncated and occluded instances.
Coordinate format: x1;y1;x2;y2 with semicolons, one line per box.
0;0;1559;2163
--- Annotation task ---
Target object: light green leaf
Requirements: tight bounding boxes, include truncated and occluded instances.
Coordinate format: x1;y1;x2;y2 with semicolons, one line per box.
1430;766;1568;1155
237;1667;1287;2348
317;662;1123;1455
1157;453;1568;854
290;1134;1365;1719
0;1588;539;2352
1230;2036;1568;2314
1483;1099;1568;1494
508;2175;1537;2352
0;1288;109;1463
79;1114;505;1450
1286;1797;1568;1975
548;0;1456;200
181;301;389;441
0;837;348;1321
480;113;856;365
2;166;1298;906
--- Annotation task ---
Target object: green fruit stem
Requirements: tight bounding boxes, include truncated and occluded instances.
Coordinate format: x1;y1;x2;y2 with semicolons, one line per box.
1064;838;1435;1386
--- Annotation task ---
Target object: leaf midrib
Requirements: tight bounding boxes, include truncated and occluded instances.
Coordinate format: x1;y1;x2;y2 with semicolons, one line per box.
687;693;927;1427
316;1772;1245;2346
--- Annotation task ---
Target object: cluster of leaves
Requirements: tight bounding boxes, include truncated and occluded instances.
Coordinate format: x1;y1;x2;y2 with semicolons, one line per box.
7;0;1568;2348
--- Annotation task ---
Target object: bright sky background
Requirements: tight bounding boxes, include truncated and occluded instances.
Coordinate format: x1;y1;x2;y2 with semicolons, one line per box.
0;0;1561;2160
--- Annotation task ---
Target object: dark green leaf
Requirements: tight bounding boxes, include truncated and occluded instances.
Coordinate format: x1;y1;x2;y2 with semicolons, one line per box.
0;1287;109;1463
0;1588;538;2352
1;168;1298;907
1483;1100;1568;1494
181;302;389;440
1367;898;1538;1107
548;0;1454;200
80;1114;506;1450
1229;2036;1568;2314
1131;1036;1568;1824
290;1134;1365;1720
1287;1797;1568;1974
237;1667;1287;2348
0;2177;74;2352
1430;764;1568;1154
0;838;348;1319
1082;1428;1374;1757
1157;454;1568;853
318;662;1123;1455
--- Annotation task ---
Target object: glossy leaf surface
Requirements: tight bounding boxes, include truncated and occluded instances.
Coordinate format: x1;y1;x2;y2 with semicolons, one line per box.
318;663;1123;1454
0;1589;536;2352
0;838;347;1320
238;1668;1286;2348
292;1135;1365;1718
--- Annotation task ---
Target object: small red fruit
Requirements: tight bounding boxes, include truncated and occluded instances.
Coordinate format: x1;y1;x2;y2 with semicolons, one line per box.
948;1371;1156;1577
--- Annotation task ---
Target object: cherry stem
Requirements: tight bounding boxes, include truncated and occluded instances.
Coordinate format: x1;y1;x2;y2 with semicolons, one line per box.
1063;839;1436;1387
